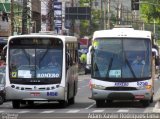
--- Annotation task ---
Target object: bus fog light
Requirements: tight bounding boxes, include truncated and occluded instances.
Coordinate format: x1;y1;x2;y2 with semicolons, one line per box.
137;86;146;90
93;84;106;90
11;85;15;88
56;85;59;88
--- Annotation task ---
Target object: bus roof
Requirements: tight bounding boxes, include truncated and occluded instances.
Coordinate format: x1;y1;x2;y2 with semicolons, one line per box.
92;28;152;40
8;34;77;43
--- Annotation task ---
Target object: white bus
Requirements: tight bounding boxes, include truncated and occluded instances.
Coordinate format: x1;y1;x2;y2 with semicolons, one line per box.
90;26;155;107
5;34;78;108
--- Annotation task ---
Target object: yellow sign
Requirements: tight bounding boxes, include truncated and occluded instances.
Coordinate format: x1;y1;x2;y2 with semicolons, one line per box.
93;41;99;49
12;72;17;78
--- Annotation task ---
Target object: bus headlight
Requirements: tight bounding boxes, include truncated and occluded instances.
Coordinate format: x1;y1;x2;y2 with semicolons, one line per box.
145;85;152;90
137;85;152;90
0;87;4;91
92;84;106;90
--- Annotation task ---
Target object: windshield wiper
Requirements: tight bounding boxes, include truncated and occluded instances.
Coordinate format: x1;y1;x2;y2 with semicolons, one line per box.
39;48;49;66
106;56;113;77
124;53;136;78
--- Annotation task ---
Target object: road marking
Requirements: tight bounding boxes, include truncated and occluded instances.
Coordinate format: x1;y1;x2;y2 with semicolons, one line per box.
82;85;88;88
144;107;154;113
117;109;129;113
41;110;55;113
92;110;104;113
18;111;30;113
85;102;95;109
66;110;80;113
0;111;4;113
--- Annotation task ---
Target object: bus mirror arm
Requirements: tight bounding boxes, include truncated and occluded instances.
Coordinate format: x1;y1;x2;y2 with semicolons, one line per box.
91;47;95;54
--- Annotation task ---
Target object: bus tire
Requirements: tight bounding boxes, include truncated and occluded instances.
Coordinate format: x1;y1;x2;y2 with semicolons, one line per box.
69;97;75;105
150;96;153;103
59;100;67;108
96;100;105;107
12;101;20;109
0;96;4;105
141;100;150;107
68;82;75;105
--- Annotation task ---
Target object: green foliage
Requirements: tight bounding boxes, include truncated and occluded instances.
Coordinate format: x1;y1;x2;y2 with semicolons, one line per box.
156;40;160;46
140;0;160;23
79;0;91;6
79;0;99;36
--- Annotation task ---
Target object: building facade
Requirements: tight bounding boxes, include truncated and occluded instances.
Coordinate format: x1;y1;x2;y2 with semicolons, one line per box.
0;0;41;36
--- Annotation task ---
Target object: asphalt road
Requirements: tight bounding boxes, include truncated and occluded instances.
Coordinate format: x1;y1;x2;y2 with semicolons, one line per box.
0;74;160;119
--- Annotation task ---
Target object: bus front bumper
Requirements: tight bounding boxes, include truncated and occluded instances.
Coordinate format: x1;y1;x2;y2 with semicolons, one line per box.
5;86;65;101
91;89;152;101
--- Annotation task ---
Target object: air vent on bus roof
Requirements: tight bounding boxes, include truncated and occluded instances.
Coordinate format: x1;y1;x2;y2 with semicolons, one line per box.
114;25;133;28
38;31;57;35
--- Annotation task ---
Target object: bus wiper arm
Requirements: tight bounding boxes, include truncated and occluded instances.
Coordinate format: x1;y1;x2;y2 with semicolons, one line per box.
125;57;136;78
106;57;113;77
39;48;49;66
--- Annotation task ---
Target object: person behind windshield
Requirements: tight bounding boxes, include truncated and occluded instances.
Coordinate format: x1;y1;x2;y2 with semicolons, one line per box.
132;55;145;65
48;56;60;67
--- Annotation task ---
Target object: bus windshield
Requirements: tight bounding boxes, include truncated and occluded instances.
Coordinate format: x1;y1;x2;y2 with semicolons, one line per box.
92;38;151;81
9;38;63;84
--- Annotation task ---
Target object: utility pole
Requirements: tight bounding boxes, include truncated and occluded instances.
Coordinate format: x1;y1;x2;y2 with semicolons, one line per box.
104;0;106;30
71;0;74;35
10;0;14;35
47;0;54;31
107;0;110;29
100;0;103;29
22;0;28;34
89;0;92;34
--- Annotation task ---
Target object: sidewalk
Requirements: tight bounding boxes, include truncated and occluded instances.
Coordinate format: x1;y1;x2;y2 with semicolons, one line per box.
0;16;10;36
153;101;160;113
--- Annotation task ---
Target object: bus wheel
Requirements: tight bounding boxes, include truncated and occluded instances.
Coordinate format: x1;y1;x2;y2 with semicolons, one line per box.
0;96;4;105
12;101;20;109
96;100;105;107
150;96;153;103
59;100;68;108
69;97;75;105
141;100;150;107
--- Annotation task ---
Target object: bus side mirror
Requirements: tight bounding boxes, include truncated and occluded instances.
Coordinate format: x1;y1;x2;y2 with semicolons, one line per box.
152;51;156;57
91;46;94;54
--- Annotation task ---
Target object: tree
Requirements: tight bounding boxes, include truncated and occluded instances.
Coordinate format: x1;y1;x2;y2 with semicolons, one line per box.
140;0;160;24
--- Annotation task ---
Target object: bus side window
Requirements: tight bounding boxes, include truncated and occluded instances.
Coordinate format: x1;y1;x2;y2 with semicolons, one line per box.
66;52;73;69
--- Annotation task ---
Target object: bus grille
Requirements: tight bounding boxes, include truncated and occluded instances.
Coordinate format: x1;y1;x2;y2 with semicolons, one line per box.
105;87;137;91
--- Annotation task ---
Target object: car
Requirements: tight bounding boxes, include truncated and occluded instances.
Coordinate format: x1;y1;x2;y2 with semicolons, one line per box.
0;73;5;105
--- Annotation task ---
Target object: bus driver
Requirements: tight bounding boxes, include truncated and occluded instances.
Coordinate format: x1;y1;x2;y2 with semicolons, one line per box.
48;56;60;68
132;55;145;65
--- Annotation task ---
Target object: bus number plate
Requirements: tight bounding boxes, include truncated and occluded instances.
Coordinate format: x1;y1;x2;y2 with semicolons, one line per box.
115;82;129;87
47;92;58;96
137;82;148;86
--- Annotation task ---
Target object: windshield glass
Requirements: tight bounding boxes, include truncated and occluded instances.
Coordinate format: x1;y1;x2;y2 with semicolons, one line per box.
9;38;63;84
0;74;5;84
92;38;151;81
